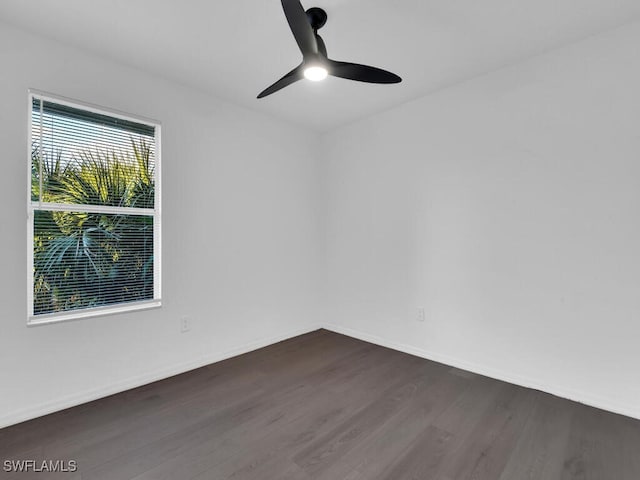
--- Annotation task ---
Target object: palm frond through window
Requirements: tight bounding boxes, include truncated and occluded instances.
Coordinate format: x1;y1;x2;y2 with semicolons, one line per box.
29;94;161;323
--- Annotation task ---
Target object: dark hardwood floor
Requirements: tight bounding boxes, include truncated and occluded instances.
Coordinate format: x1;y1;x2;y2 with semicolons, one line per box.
2;329;639;479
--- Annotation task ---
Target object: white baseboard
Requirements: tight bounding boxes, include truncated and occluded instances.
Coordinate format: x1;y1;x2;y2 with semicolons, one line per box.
4;321;637;428
323;323;640;421
0;324;322;429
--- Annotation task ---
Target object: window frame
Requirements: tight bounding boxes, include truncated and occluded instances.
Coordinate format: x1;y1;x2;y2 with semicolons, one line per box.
27;90;162;325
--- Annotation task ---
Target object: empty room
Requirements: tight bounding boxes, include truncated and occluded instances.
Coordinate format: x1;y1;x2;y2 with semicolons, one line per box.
1;0;639;478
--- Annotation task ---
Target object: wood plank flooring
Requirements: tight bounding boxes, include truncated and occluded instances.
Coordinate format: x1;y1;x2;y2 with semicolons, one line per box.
2;329;639;479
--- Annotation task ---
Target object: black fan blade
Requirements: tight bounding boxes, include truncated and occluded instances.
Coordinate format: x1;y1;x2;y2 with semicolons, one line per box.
281;0;318;56
327;60;401;84
257;65;304;98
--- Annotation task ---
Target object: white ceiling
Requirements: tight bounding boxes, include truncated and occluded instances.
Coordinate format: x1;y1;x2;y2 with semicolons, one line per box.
1;0;638;132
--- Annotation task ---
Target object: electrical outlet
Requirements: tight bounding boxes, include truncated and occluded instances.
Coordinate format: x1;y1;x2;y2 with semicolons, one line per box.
180;316;191;333
417;308;426;322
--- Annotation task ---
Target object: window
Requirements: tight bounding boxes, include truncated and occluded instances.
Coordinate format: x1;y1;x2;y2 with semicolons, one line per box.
28;91;161;325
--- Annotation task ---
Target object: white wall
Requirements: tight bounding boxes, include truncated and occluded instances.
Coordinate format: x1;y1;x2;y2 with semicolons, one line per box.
322;21;640;419
0;22;322;428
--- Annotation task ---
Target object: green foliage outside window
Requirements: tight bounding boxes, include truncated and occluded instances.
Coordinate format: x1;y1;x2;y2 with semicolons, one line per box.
32;140;155;315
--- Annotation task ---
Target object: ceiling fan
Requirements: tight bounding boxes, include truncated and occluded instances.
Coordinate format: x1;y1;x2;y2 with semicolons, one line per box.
257;0;402;98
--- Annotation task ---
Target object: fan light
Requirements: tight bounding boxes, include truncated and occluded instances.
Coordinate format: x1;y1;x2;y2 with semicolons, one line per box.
304;66;328;82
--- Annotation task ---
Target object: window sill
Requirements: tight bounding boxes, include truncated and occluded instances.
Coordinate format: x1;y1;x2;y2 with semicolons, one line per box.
28;300;162;326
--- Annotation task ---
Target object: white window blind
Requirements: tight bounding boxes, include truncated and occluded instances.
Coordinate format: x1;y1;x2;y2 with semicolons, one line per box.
28;91;161;324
